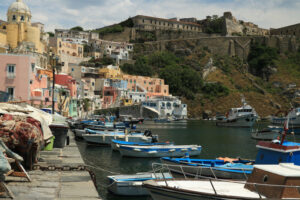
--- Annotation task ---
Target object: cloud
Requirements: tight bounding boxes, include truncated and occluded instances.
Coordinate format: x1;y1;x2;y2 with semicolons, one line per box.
0;0;299;32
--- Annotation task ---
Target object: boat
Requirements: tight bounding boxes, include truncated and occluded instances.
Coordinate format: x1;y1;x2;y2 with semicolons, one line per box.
118;145;201;158
154;118;171;123
251;128;280;140
107;172;172;196
161;157;253;179
82;129;158;145
271;107;300;125
216;97;258;127
74;128;127;139
111;139;174;151
268;125;300;134
143;163;300;200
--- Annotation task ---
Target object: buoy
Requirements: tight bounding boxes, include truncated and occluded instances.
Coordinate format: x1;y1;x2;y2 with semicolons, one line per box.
148;151;158;154
169;149;175;152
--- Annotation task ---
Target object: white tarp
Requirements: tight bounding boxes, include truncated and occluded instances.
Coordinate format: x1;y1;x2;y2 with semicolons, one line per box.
0;103;53;140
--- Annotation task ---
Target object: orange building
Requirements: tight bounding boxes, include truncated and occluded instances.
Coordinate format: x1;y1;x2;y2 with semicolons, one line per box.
122;74;169;98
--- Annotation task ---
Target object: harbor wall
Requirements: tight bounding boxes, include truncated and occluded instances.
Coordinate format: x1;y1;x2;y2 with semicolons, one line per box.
95;104;159;119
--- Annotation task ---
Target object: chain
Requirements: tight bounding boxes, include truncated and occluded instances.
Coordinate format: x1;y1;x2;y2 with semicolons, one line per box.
32;164;86;171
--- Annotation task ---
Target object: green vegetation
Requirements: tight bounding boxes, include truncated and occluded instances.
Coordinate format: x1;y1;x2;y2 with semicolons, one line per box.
80;56;115;68
204;15;224;34
121;51;205;99
202;82;230;98
70;26;84;31
47;32;54;37
248;43;278;80
275;51;300;79
93;18;133;36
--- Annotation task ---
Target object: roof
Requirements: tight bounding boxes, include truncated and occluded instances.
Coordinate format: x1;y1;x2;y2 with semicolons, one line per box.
254;163;300;177
134;15;201;27
7;0;31;16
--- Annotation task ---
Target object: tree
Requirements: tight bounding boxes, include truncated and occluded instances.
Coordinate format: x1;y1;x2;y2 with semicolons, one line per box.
71;26;84;31
248;43;278;80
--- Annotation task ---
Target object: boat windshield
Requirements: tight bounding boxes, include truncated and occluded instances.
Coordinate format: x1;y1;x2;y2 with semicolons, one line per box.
238;109;252;113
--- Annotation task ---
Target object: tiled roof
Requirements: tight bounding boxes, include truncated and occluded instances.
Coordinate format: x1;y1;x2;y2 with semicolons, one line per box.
134;15;201;27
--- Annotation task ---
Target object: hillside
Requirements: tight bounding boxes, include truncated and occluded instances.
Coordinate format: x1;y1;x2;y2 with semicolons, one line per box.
121;43;300;118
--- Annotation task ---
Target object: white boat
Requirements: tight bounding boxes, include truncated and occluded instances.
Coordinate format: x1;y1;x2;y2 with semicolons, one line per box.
271;107;300;126
144;163;300;200
216;97;258;127
111;139;174;151
107;172;172;196
82;133;156;145
74;129;86;138
118;145;201;157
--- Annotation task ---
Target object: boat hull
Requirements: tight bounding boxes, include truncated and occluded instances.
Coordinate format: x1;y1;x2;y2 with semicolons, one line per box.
161;159;250;180
216;116;256;127
251;131;279;141
82;134;152;145
74;129;85;138
108;181;149;196
119;146;201;158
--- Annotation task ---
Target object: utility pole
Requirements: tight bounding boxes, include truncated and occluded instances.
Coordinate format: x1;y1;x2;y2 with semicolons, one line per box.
52;67;55;114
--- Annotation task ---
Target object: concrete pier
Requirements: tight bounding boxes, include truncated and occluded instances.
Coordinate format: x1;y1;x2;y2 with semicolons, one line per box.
5;133;100;200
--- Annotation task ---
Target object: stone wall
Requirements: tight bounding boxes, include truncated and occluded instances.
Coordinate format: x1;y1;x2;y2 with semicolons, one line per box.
270;23;300;37
95;104;159;119
135;35;298;60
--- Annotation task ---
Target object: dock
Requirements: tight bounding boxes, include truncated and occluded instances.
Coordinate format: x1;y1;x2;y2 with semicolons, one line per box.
5;132;100;200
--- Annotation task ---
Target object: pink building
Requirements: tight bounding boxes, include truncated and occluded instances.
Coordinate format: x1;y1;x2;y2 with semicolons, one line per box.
0;54;51;105
123;75;169;98
102;87;118;108
55;74;77;98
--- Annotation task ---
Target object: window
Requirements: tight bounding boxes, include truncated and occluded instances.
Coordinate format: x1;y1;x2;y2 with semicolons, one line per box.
12;15;16;21
72;68;74;72
92;82;95;86
21;16;24;21
7;87;14;100
7;64;16;78
31;63;35;72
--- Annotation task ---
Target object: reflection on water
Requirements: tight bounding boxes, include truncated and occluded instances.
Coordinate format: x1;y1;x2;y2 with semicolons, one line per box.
76;120;300;200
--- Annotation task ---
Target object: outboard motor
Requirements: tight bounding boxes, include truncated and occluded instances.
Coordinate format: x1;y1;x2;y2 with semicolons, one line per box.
144;130;152;137
151;135;158;143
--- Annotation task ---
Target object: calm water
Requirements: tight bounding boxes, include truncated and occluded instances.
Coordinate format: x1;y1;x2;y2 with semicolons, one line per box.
76;120;300;200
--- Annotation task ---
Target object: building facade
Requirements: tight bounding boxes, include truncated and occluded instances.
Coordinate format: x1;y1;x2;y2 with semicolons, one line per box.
270;23;300;37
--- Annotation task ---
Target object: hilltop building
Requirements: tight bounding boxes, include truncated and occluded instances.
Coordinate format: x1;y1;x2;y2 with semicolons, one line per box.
270;23;300;37
131;15;202;32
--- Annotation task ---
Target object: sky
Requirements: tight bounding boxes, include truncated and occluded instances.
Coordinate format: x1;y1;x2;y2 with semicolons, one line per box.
0;0;299;32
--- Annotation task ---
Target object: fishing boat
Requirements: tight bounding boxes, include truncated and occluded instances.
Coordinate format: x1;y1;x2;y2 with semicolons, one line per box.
111;139;174;151
271;107;300;125
118;144;202;158
216;97;258;127
251;128;280;140
161;157;253;179
143;163;300;200
107;172;172;196
82;129;158;145
74;128;127;139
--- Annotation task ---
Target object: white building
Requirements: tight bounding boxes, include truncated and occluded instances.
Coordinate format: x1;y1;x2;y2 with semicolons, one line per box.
142;96;187;119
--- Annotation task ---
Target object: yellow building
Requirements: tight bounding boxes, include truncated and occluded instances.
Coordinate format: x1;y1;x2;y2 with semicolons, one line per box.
99;65;123;79
50;37;83;58
0;0;47;54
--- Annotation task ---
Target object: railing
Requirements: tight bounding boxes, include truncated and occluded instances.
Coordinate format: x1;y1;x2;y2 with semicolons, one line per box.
151;163;300;198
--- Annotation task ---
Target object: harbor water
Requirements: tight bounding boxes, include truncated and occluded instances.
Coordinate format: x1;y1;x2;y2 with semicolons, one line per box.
76;120;300;200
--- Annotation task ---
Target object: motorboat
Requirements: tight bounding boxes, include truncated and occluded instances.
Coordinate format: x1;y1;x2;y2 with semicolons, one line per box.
82;129;158;145
271;107;300;126
161;157;253;179
251;128;280;140
107;172;172;196
111;139;174;151
143;163;300;199
118;144;201;158
216;97;258;127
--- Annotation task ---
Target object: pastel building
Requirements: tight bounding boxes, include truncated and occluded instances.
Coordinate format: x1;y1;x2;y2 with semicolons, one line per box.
99;65;122;79
0;54;51;105
50;37;83;58
123;74;169;99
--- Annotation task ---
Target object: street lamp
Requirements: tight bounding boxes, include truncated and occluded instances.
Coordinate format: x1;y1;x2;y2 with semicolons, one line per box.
49;52;60;115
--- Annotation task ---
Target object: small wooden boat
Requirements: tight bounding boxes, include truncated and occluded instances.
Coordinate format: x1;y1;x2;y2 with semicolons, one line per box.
251;128;280;140
143;163;300;200
107;172;172;196
161;157;253;179
111;139;174;151
118;145;201;158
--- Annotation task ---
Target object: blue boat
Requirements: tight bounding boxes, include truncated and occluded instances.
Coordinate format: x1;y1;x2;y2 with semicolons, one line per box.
119;144;202;158
161;140;300;179
111;139;174;151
